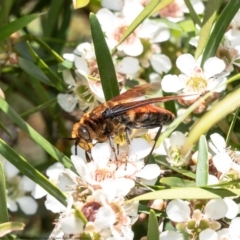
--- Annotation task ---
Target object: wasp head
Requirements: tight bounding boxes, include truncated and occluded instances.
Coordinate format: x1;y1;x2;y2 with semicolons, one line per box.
72;122;93;151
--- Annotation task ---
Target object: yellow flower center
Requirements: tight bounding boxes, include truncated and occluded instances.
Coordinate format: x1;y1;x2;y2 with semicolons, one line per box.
186;77;208;92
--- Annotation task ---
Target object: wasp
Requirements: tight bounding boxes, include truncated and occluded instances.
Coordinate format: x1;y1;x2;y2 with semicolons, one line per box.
69;82;187;158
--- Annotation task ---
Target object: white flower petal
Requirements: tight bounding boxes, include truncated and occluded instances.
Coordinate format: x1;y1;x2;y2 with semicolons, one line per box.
207;175;219;185
135;164;161;180
121;38;143;56
57;93;78;112
224;198;238;219
61;215;84;234
166;199;190;222
169;131;186;147
176;54;196;76
91;142;111;167
74;42;95;60
152;23;170;43
229;217;240;238
205;199;228;220
116;57;140;76
122;1;144;24
45;194;66;213
20;176;35;192
161;74;184;92
95;205;116;231
63;53;74;62
203;57;226;79
128;138;151;161
212;152;232;175
4;161;19;178
58;172;75;191
217;228;230;239
17;196;38;215
32;184;47;199
96;8;115;32
7;197;18;212
199;228;218;240
159;230;184;240
74;56;90;74
62;70;76;86
150;54;172;74
101;0;123;11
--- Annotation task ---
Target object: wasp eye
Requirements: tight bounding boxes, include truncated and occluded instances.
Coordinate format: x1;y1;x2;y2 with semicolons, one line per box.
79;126;91;141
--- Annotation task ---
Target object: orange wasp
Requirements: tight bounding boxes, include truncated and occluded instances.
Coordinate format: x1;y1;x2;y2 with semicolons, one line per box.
70;82;186;158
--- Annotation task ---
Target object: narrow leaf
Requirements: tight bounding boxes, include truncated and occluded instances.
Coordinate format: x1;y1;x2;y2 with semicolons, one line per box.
18;57;53;86
0;97;73;170
26;42;65;91
130;187;240;201
195;0;222;59
184;0;201;27
0;14;40;42
196;135;209;186
0;162;8;223
90;13;119;100
0;139;67;206
112;0;161;54
0;222;25;238
147;210;159;240
160;177;195;187
201;0;240;64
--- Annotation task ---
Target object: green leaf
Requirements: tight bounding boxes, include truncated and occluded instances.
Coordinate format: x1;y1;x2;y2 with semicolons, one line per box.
0;97;73;170
196;135;209;186
178;19;195;33
0;14;40;42
0;222;25;238
20;98;57;118
147;210;159;240
0;0;14;27
0;139;67;206
130;187;240;201
160;177;195;187
0;162;8;223
184;0;201;26
18;57;53;86
201;0;240;64
90;13;119;101
73;0;90;9
226;107;240;145
183;88;240;154
112;0;161;54
26;42;66;91
195;0;222;59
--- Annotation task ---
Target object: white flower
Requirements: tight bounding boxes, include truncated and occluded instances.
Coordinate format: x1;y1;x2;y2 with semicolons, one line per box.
163;131;191;166
166;199;228;238
161;54;227;99
70;138;160;198
158;0;204;23
209;133;240;179
2;159;38;215
96;6;144;56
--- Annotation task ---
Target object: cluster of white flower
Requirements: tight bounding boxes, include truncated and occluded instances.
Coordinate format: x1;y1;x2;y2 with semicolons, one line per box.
35;138;161;239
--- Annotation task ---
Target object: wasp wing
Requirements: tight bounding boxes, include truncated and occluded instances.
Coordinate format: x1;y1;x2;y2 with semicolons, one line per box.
102;95;186;119
110;82;162;103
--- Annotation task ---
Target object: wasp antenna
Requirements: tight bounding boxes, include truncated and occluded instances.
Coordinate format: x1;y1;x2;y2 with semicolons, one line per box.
59;137;77;142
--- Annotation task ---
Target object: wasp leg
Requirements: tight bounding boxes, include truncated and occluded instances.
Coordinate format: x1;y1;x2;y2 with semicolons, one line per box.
145;125;163;164
124;127;132;169
108;135;118;161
